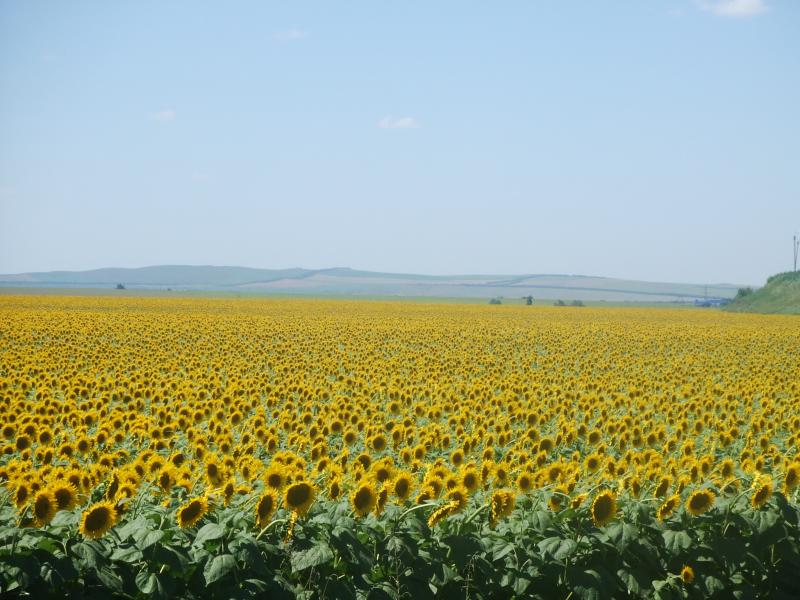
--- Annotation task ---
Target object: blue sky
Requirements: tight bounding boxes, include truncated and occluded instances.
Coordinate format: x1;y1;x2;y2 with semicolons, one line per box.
1;0;797;284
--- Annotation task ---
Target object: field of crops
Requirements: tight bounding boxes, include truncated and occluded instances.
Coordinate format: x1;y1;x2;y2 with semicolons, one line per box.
1;295;798;599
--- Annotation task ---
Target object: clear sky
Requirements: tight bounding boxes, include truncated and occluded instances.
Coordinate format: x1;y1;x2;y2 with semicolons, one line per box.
1;0;798;285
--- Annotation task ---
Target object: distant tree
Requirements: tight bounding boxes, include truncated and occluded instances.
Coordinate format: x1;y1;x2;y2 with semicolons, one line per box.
571;300;585;307
115;283;126;290
489;297;502;305
525;295;534;305
554;299;566;306
735;287;754;299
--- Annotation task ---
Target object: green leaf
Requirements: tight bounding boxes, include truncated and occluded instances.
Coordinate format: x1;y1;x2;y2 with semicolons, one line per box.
441;534;482;570
111;544;144;563
753;509;779;534
137;529;165;550
117;516;148;540
703;575;726;595
566;568;604;600
72;541;104;568
136;570;158;595
662;529;692;552
529;510;553;532
492;540;516;561
204;553;237;584
606;522;639;552
95;566;124;593
194;523;226;546
290;543;334;572
538;537;578;561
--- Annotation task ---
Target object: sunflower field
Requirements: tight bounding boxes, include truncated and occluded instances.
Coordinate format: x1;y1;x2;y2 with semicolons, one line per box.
1;295;799;599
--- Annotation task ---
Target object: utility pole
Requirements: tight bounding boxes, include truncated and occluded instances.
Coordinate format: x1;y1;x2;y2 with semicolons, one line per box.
794;234;799;272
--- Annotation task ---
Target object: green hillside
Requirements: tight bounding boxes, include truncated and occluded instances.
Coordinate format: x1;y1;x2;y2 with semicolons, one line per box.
724;271;800;314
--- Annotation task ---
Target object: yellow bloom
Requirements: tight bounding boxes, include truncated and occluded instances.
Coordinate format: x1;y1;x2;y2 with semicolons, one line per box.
80;502;118;539
255;490;278;528
32;489;58;527
685;489;715;516
590;490;616;527
751;477;772;509
680;565;694;584
352;482;378;518
489;489;516;527
176;497;209;528
657;495;680;521
284;481;316;517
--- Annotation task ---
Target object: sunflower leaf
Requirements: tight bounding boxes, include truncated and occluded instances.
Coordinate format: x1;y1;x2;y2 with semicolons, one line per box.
193;523;226;547
204;553;237;585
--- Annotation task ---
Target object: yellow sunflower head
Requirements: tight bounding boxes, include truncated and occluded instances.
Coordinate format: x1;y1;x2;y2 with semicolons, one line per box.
590;490;617;527
255;490;278;529
176;497;209;528
51;482;79;512
32;489;58;527
352;482;378;518
784;463;800;493
392;472;414;502
80;502;118;539
657;494;680;521
751;477;772;509
685;489;715;517
680;565;694;584
284;481;316;517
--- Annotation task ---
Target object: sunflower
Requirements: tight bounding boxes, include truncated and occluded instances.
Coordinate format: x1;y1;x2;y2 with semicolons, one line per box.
751;477;772;509
685;489;715;516
657;494;680;521
375;487;389;516
584;454;602;473
223;480;236;506
516;472;534;494
446;486;469;511
13;481;31;509
328;478;343;500
157;467;176;494
284;481;316;517
489;489;516;527
177;497;209;528
369;434;387;453
392;472;414;501
654;476;671;498
51;482;78;512
427;500;459;528
32;489;58;527
352;482;378;518
264;464;287;491
571;493;587;509
255;490;278;528
461;467;480;494
80;502;118;539
205;459;225;487
680;565;694;584
783;463;799;494
590;490;617;527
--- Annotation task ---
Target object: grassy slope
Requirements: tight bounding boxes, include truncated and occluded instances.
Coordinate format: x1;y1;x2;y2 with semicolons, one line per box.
724;271;800;315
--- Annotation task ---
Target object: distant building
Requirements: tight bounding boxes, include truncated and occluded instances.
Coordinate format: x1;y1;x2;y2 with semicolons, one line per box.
693;298;730;307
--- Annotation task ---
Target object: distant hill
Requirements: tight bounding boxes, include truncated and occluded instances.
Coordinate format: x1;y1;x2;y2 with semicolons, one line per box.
724;271;800;315
0;265;748;303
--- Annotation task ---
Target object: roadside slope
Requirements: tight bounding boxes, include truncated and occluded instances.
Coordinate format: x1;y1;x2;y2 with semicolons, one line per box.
724;271;800;314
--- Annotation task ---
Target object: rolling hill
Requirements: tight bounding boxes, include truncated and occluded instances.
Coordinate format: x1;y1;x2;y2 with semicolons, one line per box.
0;265;748;303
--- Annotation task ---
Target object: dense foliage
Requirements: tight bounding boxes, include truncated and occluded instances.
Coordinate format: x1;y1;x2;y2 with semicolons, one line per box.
1;296;798;598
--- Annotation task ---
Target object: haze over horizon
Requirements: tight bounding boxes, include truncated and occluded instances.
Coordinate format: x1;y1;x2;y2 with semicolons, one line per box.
1;1;798;286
